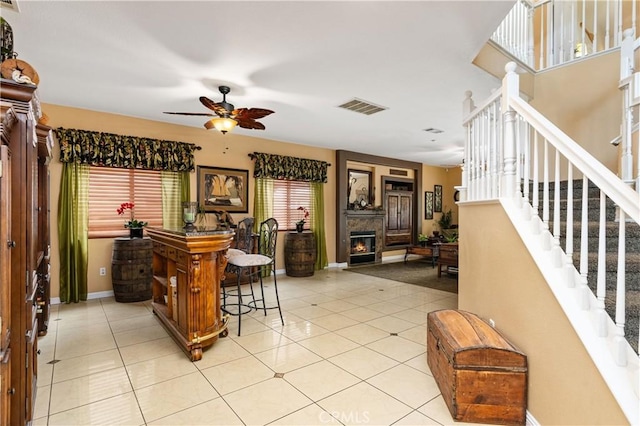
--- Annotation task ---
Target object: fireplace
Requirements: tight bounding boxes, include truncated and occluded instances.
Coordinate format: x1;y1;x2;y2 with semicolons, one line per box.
349;231;376;264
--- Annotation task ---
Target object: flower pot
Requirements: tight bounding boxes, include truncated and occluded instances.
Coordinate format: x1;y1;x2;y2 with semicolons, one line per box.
129;227;144;239
296;223;304;233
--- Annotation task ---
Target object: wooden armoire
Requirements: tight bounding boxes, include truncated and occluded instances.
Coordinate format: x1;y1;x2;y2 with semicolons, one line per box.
1;79;52;425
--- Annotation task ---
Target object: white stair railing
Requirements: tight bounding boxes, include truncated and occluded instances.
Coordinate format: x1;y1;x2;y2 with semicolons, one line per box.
461;62;640;424
492;0;638;71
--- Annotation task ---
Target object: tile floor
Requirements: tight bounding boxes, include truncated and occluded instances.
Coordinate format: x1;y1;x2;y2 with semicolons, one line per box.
33;266;478;426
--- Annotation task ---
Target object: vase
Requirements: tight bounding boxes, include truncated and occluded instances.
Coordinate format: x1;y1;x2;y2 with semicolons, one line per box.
296;223;304;233
129;227;144;239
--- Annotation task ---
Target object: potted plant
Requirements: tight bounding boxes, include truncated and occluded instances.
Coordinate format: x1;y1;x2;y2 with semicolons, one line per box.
437;206;458;242
436;206;453;232
296;206;309;233
117;202;148;238
418;233;429;247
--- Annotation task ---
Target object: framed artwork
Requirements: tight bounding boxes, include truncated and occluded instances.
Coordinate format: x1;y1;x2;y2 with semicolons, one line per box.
197;166;249;213
434;184;443;213
424;191;434;220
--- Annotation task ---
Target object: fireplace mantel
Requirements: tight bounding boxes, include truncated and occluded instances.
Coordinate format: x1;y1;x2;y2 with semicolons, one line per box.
344;209;385;217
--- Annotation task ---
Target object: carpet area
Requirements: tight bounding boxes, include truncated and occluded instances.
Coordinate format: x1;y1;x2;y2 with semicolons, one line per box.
344;260;458;294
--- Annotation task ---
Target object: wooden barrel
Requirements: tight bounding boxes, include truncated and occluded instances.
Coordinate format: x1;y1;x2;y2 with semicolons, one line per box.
111;237;153;302
284;232;317;277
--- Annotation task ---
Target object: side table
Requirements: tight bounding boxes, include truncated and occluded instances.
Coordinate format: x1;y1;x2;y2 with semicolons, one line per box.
404;245;438;267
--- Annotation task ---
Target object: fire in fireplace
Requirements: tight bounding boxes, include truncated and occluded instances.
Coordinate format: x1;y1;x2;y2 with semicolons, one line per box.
350;231;376;264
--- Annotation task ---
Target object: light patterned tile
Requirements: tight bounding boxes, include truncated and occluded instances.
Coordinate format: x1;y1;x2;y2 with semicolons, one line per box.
200;354;274;395
317;381;412;425
335;323;389;345
49;367;132;414
148;397;243;425
366;336;425;362
47;392;144;426
367;364;440;408
254;342;322;373
224;378;312;425
328;347;398;380
308;313;359;331
298;333;360;359
126;351;199;389
53;349;123;383
135;372;219;422
284;360;360;401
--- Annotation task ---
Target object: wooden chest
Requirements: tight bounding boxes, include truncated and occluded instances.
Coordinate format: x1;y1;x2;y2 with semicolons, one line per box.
427;310;527;425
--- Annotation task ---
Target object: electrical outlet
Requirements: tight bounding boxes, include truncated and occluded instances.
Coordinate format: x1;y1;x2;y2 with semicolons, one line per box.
99;267;106;276
489;318;496;328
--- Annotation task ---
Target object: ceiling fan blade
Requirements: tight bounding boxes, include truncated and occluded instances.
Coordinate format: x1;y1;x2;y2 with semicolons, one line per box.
234;108;274;120
163;111;215;117
199;96;229;116
236;118;266;130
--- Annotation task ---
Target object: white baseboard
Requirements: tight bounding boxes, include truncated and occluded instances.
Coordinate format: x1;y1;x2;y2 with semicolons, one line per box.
50;290;114;305
526;410;539;425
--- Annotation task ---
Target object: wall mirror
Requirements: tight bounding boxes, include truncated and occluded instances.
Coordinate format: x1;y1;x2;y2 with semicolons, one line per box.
347;169;372;208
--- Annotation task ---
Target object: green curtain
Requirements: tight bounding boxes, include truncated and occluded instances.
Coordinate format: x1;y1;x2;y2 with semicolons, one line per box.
253;178;273;276
311;181;328;270
253;178;273;233
161;171;190;229
57;162;89;303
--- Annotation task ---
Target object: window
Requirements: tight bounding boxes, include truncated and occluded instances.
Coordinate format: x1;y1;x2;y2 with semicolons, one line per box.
88;166;163;238
273;180;313;231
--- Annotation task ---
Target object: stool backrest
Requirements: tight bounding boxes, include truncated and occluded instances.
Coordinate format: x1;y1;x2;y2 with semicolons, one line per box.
235;217;255;253
258;218;278;260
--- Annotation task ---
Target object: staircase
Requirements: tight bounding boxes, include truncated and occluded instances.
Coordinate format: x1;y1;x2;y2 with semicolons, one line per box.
541;179;640;352
459;1;640;423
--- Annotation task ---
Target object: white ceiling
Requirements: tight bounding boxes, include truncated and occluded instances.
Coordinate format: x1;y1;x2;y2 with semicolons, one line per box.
3;0;513;166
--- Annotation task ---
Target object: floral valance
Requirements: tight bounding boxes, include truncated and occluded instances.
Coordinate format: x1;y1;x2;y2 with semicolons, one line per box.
55;127;200;172
250;152;329;183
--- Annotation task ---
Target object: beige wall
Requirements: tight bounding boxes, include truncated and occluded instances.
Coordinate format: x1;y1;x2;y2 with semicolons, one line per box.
44;103;336;299
530;50;621;173
421;165;461;236
458;201;627;425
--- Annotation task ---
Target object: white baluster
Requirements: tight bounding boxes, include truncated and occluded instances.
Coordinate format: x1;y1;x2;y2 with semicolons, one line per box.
615;209;627;367
532;131;541;233
540;3;546;69
597;191;608;323
580;176;594;313
542;139;551;247
552;148;563;267
605;0;611;50
565;165;574;286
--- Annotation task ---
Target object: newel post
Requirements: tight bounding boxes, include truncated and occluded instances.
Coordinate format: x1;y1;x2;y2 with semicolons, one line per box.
501;62;519;199
459;90;475;202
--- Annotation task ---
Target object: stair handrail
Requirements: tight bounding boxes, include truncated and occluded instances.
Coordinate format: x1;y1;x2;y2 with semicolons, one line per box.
462;61;640;424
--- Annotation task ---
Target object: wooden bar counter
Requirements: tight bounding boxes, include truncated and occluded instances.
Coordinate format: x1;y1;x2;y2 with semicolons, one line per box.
146;226;234;361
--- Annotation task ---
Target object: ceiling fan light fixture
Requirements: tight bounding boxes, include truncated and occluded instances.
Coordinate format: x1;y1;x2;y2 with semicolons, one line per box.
207;117;238;134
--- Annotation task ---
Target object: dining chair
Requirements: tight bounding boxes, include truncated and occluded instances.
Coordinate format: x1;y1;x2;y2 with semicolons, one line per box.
225;217;283;335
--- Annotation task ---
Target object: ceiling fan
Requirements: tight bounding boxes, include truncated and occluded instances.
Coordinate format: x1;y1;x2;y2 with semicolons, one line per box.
164;85;274;134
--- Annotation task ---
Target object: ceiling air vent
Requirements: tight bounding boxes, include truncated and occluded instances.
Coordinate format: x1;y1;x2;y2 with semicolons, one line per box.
0;0;20;12
424;127;444;134
338;98;387;115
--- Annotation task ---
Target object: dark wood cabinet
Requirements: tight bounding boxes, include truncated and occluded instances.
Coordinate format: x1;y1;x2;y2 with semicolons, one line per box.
36;124;52;335
1;79;48;425
384;190;412;246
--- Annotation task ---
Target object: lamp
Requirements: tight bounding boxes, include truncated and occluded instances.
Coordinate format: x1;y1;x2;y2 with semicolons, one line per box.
205;116;238;134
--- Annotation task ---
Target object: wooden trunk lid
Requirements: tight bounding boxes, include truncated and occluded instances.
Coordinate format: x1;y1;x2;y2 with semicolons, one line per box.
428;309;526;371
